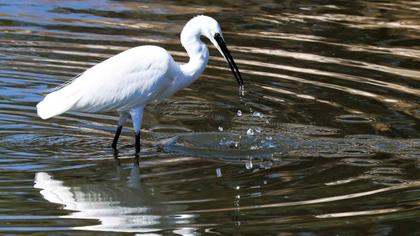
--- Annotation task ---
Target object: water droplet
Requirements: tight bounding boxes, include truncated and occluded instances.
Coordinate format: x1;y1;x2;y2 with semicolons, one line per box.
216;168;222;177
237;110;242;117
235;186;240;190
255;127;262;133
252;111;264;118
218;126;223;132
245;159;253;169
267;143;276;148
246;128;254;136
220;139;227;145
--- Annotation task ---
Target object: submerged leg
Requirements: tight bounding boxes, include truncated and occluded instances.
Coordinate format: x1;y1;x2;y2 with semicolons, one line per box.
111;112;130;149
130;107;144;155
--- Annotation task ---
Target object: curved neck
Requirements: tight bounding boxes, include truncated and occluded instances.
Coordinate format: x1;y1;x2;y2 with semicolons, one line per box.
179;24;209;80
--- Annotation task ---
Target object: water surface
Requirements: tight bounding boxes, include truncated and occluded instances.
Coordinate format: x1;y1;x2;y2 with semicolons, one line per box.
1;0;420;235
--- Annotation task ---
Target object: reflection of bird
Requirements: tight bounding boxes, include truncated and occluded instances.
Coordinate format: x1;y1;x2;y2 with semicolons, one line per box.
36;15;243;154
33;164;192;233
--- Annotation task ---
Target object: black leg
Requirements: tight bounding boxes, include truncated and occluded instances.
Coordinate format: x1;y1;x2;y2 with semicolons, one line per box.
111;125;123;149
135;131;141;154
134;153;139;166
113;148;120;165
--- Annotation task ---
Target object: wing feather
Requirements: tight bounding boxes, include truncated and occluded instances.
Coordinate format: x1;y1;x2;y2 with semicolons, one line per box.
71;46;173;112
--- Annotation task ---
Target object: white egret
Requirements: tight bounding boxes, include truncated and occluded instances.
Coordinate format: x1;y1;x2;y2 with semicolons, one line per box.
36;15;243;154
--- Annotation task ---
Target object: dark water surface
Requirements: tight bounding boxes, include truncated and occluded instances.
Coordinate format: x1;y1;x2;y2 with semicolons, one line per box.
1;0;420;235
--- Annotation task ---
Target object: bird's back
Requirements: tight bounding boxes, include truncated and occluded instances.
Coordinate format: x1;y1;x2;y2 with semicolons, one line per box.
37;45;175;119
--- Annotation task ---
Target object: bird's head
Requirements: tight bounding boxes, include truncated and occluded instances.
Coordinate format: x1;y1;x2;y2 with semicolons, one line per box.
183;15;244;86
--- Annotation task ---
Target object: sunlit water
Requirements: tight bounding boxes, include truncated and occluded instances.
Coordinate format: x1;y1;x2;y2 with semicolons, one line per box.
1;0;420;234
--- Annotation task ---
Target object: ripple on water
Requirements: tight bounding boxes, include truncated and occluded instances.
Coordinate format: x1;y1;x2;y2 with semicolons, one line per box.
278;123;341;136
0;130;112;159
335;114;375;124
342;158;381;167
1;0;420;234
164;126;419;163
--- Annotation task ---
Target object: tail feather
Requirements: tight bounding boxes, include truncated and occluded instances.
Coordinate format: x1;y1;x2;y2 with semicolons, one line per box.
37;85;81;120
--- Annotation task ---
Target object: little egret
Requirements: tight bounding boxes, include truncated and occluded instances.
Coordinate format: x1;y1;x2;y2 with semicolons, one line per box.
36;15;243;154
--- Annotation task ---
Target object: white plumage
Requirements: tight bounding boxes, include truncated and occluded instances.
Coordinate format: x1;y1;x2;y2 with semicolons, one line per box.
38;46;173;118
37;15;243;154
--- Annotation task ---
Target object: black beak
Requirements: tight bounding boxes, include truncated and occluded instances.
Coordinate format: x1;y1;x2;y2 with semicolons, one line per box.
214;33;244;86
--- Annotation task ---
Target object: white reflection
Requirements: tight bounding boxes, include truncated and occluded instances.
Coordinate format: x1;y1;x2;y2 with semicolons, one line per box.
34;162;196;234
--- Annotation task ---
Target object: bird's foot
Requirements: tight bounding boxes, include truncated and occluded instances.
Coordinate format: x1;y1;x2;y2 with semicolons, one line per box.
113;149;121;165
134;154;140;166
